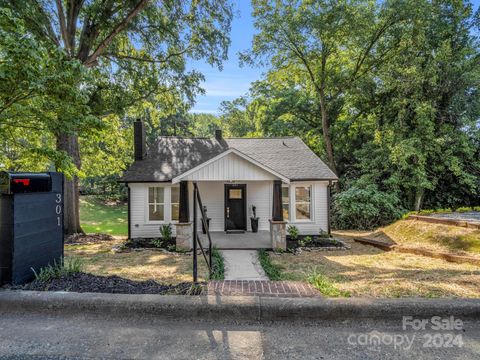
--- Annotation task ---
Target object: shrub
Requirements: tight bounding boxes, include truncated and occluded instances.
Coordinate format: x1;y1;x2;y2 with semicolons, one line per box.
152;238;164;248
318;228;330;238
299;236;313;247
32;257;84;282
332;184;405;230
159;224;172;242
287;225;299;240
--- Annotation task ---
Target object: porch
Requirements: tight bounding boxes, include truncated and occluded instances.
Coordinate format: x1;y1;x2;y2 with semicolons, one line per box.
199;231;271;250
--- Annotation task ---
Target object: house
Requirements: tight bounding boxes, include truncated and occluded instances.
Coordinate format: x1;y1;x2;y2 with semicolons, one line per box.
120;120;338;250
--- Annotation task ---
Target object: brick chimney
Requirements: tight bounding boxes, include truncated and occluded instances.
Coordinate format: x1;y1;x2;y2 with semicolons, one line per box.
215;129;223;141
134;119;146;161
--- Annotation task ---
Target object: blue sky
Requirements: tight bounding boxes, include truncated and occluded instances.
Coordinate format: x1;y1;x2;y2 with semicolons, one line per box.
189;0;480;115
188;1;261;114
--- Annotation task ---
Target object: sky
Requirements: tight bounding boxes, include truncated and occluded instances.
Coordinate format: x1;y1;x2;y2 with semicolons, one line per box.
188;1;261;114
188;0;480;115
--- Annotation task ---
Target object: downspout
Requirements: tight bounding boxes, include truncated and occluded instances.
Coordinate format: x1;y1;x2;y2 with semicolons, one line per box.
127;185;131;240
327;180;332;235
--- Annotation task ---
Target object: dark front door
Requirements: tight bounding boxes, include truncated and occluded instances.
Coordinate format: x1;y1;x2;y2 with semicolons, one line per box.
224;184;247;232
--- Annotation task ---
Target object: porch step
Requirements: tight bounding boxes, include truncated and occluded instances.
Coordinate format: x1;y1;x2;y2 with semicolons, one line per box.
207;280;321;298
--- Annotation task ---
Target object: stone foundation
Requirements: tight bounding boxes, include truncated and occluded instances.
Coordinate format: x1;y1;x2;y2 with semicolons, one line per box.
269;220;287;250
175;222;193;251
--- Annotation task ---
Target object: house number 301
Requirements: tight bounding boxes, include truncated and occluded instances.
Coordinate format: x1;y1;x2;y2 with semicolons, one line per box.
56;193;62;227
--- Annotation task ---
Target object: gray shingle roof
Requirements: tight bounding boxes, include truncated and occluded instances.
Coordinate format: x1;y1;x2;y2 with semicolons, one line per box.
120;136;337;182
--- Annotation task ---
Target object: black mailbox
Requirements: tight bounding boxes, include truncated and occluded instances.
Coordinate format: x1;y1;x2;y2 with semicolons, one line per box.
0;172;64;285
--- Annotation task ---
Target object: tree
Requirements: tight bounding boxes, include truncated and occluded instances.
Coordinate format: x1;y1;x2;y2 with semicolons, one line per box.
242;0;407;175
5;0;233;234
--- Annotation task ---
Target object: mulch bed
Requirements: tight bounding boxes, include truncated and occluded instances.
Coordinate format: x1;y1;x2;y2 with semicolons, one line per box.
287;236;348;250
10;273;203;295
65;233;116;244
122;237;176;250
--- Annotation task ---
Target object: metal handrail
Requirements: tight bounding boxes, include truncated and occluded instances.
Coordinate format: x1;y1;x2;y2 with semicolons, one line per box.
193;182;212;282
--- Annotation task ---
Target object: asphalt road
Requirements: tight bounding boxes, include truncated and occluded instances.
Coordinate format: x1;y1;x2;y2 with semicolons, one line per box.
0;311;478;359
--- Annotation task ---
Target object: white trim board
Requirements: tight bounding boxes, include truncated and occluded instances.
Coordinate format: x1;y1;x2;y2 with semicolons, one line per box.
171;148;290;184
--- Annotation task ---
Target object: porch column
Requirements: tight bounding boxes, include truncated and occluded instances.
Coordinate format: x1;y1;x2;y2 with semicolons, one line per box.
272;180;283;221
270;180;286;250
176;180;192;250
179;180;189;223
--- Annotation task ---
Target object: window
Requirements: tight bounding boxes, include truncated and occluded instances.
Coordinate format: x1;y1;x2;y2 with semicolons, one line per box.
148;187;164;221
171;186;180;221
295;186;311;220
229;189;242;199
282;185;289;220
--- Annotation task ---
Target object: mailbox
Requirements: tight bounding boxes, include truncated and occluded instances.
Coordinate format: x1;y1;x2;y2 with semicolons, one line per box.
0;172;64;285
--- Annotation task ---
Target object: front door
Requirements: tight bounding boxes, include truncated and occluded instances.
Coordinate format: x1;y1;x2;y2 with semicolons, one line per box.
224;184;247;232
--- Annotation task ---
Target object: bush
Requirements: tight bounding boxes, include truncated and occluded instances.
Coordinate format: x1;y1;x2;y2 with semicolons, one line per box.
159;224;172;242
32;257;84;282
332;184;405;230
299;236;313;247
287;225;299;240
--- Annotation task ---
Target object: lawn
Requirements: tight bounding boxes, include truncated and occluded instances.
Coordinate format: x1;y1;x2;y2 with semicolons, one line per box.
338;219;480;257
80;196;128;236
267;235;480;298
65;240;209;284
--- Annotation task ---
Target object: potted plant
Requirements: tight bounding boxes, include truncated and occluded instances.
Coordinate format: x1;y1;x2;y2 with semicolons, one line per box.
201;205;211;234
250;205;259;233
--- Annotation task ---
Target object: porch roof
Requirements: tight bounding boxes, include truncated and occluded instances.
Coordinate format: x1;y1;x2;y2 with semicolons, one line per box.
120;136;338;183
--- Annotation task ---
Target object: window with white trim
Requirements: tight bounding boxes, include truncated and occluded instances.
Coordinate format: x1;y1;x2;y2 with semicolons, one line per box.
148;187;164;221
295;185;311;221
282;185;289;220
171;186;180;221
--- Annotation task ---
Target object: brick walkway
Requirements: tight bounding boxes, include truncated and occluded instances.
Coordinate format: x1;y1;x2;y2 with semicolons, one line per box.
207;280;320;298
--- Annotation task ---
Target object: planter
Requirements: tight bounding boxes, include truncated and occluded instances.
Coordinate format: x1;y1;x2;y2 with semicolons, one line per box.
250;217;259;233
202;218;211;234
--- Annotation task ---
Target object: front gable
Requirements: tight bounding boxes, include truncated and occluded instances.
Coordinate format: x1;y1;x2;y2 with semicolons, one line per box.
172;149;289;183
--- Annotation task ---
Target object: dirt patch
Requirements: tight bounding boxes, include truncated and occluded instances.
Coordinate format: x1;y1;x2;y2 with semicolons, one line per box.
12;273;203;295
65;233;116;245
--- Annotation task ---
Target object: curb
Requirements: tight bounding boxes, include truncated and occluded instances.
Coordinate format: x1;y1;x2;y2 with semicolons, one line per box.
1;290;480;322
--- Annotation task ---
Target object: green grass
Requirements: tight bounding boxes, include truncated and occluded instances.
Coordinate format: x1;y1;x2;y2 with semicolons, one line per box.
307;268;351;297
32;257;84;282
80;196;127;236
258;249;284;280
210;247;225;280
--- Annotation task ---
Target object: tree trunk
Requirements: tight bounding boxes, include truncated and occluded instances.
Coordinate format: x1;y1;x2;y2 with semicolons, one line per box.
414;188;424;212
318;92;338;176
56;132;84;235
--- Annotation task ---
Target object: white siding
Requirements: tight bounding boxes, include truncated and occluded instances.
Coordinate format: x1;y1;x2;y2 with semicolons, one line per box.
285;181;329;235
129;180;329;238
180;152;277;182
192;181;272;232
129;183;179;238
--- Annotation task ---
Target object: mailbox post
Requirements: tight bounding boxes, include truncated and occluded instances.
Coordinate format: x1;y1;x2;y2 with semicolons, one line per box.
0;172;64;285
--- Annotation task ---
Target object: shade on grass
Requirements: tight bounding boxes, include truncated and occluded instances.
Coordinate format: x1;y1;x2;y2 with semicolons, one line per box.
80;196;127;236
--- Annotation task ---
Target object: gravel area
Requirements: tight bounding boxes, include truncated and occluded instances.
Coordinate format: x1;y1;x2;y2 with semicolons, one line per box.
7;273;202;295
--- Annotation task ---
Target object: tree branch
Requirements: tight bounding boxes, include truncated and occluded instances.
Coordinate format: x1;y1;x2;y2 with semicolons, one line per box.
84;0;150;67
55;0;71;55
105;47;190;64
